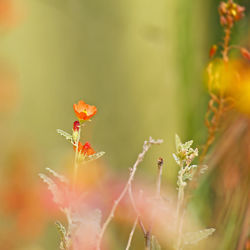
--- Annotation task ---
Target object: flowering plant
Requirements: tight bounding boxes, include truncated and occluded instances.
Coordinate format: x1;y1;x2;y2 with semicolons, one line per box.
40;100;104;250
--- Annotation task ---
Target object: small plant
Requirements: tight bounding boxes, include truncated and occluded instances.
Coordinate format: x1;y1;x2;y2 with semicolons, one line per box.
40;100;105;250
202;0;248;162
173;135;215;250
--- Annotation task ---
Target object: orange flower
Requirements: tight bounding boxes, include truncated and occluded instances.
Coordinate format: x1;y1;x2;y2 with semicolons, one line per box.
73;100;97;121
74;142;96;156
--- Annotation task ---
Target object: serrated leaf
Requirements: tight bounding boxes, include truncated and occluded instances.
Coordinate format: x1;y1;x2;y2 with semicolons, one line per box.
57;129;74;144
183;228;215;245
151;235;161;250
183;140;193;150
183;165;197;181
193;148;199;157
82;151;105;163
55;221;68;250
39;173;64;206
46;167;68;184
183;173;193;181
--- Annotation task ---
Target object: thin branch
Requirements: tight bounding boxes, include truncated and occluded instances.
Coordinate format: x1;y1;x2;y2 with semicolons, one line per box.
146;158;164;250
96;137;163;250
176;163;191;250
125;190;144;250
128;182;147;236
73;126;81;190
125;216;139;250
156;158;163;198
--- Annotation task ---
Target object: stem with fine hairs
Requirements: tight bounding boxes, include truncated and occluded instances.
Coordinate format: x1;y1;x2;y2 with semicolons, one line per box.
125;216;139;250
125;190;144;250
128;183;147;236
175;165;186;250
73;126;81;189
145;158;164;250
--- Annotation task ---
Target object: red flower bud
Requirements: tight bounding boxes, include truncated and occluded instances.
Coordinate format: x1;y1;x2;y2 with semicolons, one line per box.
240;48;250;60
218;2;245;26
219;2;228;15
73;121;80;131
209;45;218;58
234;4;245;21
220;16;227;26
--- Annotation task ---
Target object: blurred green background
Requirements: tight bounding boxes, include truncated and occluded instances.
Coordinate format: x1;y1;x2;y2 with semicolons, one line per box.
0;0;249;249
1;0;250;176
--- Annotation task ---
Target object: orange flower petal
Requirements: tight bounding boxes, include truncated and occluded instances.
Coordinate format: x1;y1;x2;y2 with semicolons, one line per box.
73;141;95;156
73;100;97;121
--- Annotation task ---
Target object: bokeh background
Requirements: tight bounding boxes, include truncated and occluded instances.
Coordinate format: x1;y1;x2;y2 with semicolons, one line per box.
0;0;249;249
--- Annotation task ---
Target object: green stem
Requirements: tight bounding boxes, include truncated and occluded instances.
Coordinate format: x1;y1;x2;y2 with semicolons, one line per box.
73;127;81;190
176;164;189;250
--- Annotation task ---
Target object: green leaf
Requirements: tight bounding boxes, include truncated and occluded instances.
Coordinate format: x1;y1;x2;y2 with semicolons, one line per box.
151;235;161;250
55;221;69;250
183;165;197;181
82;151;105;163
182;228;216;245
183;173;193;181
45;167;68;184
57;129;74;144
183;140;193;150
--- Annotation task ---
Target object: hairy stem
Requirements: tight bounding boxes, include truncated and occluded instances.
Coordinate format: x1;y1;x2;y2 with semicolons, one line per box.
125;191;144;250
222;26;231;62
73;127;81;189
156;158;163;198
125;216;139;250
128;184;147;236
145;158;164;250
200;96;224;163
96;137;163;250
176;163;189;250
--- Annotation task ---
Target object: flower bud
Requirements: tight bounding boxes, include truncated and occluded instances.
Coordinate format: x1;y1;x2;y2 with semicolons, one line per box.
240;48;250;60
219;2;228;15
220;16;227;26
209;45;218;58
218;1;245;26
73;121;80;142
